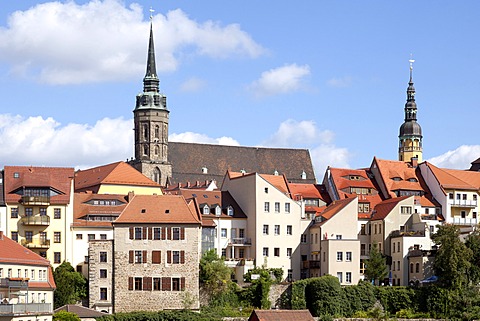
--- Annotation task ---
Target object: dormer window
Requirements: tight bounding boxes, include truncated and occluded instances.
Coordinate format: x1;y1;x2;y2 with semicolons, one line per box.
392;177;402;181
13;172;19;178
227;206;234;216
301;171;307;180
408;178;418;182
202;205;210;215
202;166;208;174
215;206;221;216
274;170;279;176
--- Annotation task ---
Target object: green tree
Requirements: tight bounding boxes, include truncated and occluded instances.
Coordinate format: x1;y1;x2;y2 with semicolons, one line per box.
199;249;232;296
53;311;81;321
432;224;472;290
466;225;480;285
53;262;87;309
364;244;388;285
305;275;347;317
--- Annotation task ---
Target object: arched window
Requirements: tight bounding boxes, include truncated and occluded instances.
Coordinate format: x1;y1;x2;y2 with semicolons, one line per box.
143;125;149;140
215;206;221;216
203;205;210;215
143;144;149;156
154;145;160;155
154;125;159;138
415;263;420;273
227;206;234;216
410;263;414;273
153;168;161;184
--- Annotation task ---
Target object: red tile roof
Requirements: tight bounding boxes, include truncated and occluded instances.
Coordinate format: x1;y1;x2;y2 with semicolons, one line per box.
370;196;411;221
312;198;356;226
74;161;160;192
0;232;55;290
425;161;480;191
3;166;74;204
372;158;423;198
73;193;128;227
115;194;201;224
248;309;315;321
54;305;108;317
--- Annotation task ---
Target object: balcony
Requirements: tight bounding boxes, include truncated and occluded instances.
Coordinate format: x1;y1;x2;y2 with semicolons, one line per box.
309;260;321;269
20;215;50;226
390;230;425;238
452;217;478;226
229;238;252;246
0;303;52;315
224;258;254;268
21;196;50;206
21;238;50;249
448;199;477;208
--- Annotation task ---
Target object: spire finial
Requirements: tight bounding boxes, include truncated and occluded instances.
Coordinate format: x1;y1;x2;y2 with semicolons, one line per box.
149;7;155;21
409;54;415;80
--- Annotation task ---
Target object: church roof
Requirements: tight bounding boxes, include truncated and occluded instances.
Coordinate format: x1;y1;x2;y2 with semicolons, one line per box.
168;142;316;186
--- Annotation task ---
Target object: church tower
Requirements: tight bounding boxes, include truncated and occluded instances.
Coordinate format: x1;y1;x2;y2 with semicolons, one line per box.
131;21;172;186
398;59;423;163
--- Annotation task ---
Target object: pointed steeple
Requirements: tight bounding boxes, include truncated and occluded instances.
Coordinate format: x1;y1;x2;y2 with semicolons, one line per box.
143;22;159;93
398;57;423;163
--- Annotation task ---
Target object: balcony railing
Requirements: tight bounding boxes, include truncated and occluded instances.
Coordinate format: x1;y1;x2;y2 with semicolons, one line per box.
452;217;478;226
448;199;477;208
20;215;50;226
21;238;50;249
21;196;50;206
224;258;254;268
0;303;52;315
229;238;252;246
309;260;321;269
390;230;425;238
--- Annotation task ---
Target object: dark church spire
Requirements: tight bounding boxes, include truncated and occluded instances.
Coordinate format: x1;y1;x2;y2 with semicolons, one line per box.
143;21;159;93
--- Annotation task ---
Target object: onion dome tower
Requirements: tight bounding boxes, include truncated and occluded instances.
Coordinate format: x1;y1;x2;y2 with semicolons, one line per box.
130;16;172;186
398;58;423;163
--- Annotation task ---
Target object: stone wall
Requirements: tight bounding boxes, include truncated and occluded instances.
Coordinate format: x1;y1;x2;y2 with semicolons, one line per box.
88;240;113;313
269;283;291;309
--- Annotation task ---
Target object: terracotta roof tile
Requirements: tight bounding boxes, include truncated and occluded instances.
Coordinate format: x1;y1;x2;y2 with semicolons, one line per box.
373;158;423;198
259;174;289;194
174;189;247;218
73;193;128;227
249;309;315;321
4;166;74;204
426;162;480;190
312;198;356;226
115;194;201;224
370;196;411;221
54;305;108;318
74;161;160;192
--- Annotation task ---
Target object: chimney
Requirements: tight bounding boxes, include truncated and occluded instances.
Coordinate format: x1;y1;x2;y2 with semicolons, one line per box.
411;157;418;168
127;191;135;201
0;231;3;240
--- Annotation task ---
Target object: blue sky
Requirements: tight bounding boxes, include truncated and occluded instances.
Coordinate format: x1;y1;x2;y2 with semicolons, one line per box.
1;0;479;180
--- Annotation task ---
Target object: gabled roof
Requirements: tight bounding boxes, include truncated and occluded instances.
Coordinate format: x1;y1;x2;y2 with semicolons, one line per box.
370;196;411;221
287;182;329;202
114;194;201;225
73;193;128;227
169;189;247;219
74;161;160;192
168;142;316;186
248;309;315;321
372;158;424;197
54;305;108;318
313;197;356;226
3;166;74;204
259;173;289;195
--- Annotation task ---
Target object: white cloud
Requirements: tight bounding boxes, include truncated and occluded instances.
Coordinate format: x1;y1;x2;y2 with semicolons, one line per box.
261;119;351;178
0;114;133;169
327;76;353;88
0;0;264;84
169;132;240;146
427;145;480;169
248;64;310;97
179;77;207;92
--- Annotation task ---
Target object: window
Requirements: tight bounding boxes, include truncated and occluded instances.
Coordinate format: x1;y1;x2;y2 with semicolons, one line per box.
88;234;95;241
152;250;162;264
263;247;269;257
410;263;414;273
134;250;143;263
274;225;280;235
239;249;245;258
100;234;107;240
336;235;342;240
415;263;420;273
457;193;461;200
39;208;47;216
54;232;61;243
134;227;143;240
11;207;18;218
25;208;33;216
346;272;352;284
100;288;107;300
100;269;107;278
263;225;269;235
76;234;83;240
220;228;227;238
275;202;280;213
361;224;366;235
227;206;234;216
100;252;107;263
287;225;292;235
274;247;280;257
401;206;412;214
215;206;221;216
301;234;307;243
264;187;268;194
449;193;454;199
172;277;181;291
203;205;210;215
172;227;180;240
239;228;245;238
25;231;33;242
173;251;180;264
393;242;396;253
287;248;292;257
474;212;478;219
54;252;61;264
463;194;467;200
287;269;293;282
264;202;270;212
346;252;352;262
285;203;290;213
54;208;61;219
361;244;366;256
337;252;343;261
134;277;142;290
153;227;161;240
153;278;161;291
11;231;18;242
392;261;396;271
337;272;343;283
461;211;466;219
84;256;89;263
221;249;226;258
397;261;400;271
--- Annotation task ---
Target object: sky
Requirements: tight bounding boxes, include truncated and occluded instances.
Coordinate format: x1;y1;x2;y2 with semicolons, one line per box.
1;0;479;182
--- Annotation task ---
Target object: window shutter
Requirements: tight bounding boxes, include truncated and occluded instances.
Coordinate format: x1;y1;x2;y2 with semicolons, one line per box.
167;227;172;240
143;277;152;291
143;250;147;263
152;251;161;264
161;227;166;240
167;250;172;264
180;277;185;291
128;277;133;290
180;251;185;264
143;227;148;240
129;227;134;240
148;227;153;240
180;227;185;240
162;277;171;291
129;250;133;263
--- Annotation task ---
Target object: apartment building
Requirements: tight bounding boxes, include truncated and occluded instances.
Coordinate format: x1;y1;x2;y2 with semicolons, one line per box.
2;166;74;269
0;231;55;321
